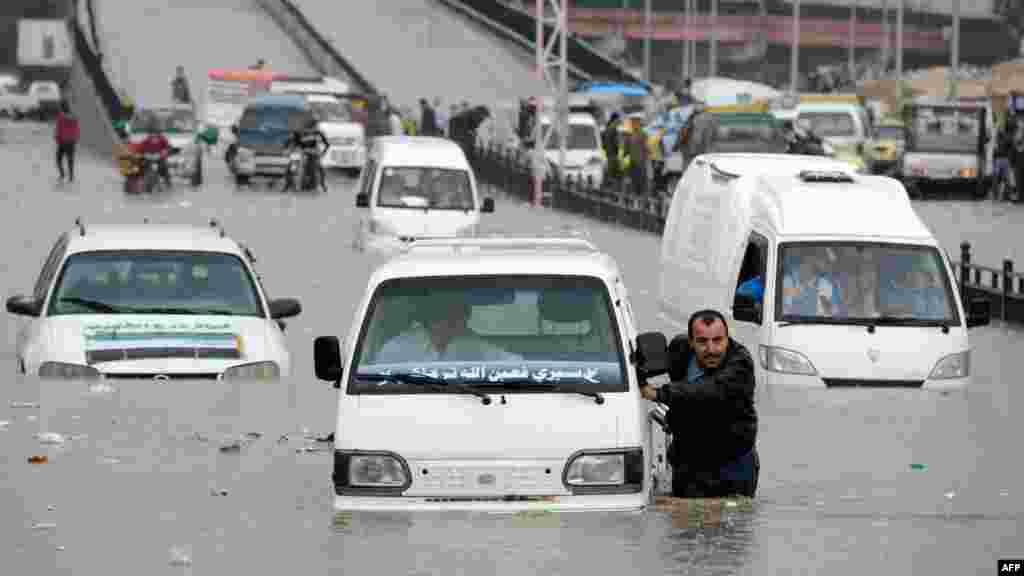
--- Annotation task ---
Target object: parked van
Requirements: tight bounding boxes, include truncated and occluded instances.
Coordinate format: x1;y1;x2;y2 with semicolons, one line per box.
538;113;607;188
230;93;314;187
313;236;656;512
659;153;991;392
353;137;495;254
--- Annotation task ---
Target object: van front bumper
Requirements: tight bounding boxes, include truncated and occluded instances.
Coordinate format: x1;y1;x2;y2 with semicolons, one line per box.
322;144;365;169
333;493;646;513
764;372;968;391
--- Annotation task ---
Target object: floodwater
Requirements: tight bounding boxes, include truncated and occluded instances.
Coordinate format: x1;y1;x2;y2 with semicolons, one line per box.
1;121;1021;574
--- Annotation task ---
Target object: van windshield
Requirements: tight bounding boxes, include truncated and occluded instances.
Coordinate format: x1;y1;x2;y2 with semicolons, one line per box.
907;106;981;154
775;243;959;326
542;123;600;150
376;166;474;210
348;276;627;394
798;111;857;137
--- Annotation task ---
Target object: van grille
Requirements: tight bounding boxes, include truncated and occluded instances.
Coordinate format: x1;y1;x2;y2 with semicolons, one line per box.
822;378;924;388
102;373;221;380
423;496;558;503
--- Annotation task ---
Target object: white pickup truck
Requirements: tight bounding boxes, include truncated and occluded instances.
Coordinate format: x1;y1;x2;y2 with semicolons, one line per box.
0;81;62;119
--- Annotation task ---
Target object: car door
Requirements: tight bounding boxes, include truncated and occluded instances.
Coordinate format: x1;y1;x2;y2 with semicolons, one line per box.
17;234;68;372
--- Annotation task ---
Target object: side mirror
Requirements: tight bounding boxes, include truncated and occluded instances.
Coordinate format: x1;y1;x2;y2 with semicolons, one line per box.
733;293;762;324
230;124;239;137
355;193;369;207
481;197;495;213
314;335;344;384
6;295;41;317
268;298;302;320
635;331;669;379
966;296;991;328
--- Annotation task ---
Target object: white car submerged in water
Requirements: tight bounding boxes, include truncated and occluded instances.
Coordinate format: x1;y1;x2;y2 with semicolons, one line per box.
313;236;666;512
6;221;303;380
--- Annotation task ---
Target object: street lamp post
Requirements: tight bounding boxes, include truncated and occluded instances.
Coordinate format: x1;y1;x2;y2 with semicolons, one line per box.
791;0;800;93
950;0;960;99
710;0;718;77
644;0;652;83
896;0;904;82
849;0;857;82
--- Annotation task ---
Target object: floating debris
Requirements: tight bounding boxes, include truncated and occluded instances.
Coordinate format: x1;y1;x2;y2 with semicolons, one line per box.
87;382;116;394
1000;490;1010;497
295;445;328;454
218;441;242;454
277;434;289;444
189;432;209;443
32;522;57;531
944;491;956;500
909;463;928;471
0;420;9;429
102;457;121;465
27;455;48;464
210;488;229;497
10;401;39;408
35;432;65;445
47;505;56;511
56;545;65;552
168;546;192;567
245;432;262;440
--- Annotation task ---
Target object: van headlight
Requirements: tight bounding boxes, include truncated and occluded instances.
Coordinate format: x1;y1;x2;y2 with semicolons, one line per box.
333;451;412;494
563;448;643;494
37;361;101;379
222;361;280;380
929;350;969;380
759;345;818;375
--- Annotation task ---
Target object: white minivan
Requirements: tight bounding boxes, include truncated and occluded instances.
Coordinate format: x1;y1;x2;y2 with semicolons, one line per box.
313;236;662;512
659;153;991;392
353;137;495;254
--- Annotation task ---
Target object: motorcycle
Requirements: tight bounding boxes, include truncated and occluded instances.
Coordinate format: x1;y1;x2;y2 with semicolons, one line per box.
281;145;327;193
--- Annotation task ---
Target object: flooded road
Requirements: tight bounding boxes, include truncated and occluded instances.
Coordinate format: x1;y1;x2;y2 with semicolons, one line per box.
1;122;1021;574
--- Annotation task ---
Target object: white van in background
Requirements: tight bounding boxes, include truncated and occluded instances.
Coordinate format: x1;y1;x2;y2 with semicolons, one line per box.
352;137;494;254
659;153;991;392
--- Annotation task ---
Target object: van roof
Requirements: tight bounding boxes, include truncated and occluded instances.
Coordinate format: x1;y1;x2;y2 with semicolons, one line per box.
373;136;471;169
695;153;932;239
369;243;622;286
63;223;243;256
246;93;307;109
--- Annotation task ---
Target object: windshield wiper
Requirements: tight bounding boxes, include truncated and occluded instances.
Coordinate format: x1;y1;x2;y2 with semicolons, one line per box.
125;307;238;316
58;297;122;313
357;372;493;405
479;380;605;405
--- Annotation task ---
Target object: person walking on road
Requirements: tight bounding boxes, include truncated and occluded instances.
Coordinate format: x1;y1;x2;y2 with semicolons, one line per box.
170;65;192;105
55;100;80;183
419;98;438;136
639;309;760;498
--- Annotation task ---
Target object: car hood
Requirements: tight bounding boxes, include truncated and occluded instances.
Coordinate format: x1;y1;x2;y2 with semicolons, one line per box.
337;394;628;459
33;315;278;375
369;207;479;237
319;122;363;140
237;128;291;155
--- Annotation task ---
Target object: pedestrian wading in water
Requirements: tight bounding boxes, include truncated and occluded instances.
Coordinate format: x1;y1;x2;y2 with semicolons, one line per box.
55;100;80;183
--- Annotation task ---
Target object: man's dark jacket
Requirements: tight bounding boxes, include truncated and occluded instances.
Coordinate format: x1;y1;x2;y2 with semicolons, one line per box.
655;334;758;471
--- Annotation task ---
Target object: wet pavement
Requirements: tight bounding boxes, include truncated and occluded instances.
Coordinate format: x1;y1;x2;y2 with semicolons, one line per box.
1;121;1021;574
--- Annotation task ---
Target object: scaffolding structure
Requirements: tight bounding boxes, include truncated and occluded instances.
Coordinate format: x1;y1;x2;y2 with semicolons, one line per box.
532;0;569;206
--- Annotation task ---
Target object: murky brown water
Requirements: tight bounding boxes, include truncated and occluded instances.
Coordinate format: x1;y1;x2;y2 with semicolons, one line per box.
1;121;1020;574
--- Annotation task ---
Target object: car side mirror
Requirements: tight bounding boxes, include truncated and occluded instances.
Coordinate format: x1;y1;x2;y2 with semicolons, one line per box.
230;124;239;137
6;295;41;317
481;197;495;213
635;331;669;379
355;193;369;207
268;298;302;320
733;293;762;324
314;335;344;386
966;296;990;328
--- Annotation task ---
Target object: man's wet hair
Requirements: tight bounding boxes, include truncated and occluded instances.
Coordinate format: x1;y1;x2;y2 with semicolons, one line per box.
687;309;729;339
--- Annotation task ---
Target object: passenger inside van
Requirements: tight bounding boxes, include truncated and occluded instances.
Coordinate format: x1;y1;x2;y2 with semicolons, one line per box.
782;248;836;316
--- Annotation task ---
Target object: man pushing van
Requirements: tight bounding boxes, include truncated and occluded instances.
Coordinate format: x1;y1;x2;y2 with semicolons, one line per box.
640;309;759;498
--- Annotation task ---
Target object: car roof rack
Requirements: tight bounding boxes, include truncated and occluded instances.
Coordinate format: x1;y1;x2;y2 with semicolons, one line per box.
798;170;855;183
403;235;599;254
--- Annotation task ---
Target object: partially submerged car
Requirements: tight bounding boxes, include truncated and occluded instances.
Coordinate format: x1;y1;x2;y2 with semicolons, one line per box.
125;105;215;187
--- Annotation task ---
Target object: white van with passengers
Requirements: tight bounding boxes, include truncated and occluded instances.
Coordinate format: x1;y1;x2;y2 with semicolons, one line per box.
539;113;607;189
660;153;991;392
353;137;494;254
313;236;659;512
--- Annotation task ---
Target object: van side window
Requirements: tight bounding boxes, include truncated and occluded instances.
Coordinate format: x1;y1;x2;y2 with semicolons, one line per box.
34;234;68;302
734;232;768;318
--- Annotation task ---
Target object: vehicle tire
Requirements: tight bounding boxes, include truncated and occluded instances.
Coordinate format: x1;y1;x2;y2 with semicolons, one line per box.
191;154;203;187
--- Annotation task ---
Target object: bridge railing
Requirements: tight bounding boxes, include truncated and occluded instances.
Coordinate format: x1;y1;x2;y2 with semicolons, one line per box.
469;141;1024;325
